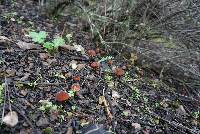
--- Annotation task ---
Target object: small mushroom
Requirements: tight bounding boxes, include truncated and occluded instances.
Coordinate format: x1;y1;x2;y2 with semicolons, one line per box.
114;68;125;77
90;62;100;69
71;83;81;92
73;76;81;81
55;91;70;102
87;49;96;57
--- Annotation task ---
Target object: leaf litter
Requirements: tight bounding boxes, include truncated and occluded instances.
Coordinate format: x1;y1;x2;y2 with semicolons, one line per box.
0;1;199;134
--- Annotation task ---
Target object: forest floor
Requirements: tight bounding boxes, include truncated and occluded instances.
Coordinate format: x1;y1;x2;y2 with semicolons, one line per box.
0;1;200;134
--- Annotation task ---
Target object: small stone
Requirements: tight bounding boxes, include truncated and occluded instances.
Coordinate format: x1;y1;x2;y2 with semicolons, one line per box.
36;117;49;127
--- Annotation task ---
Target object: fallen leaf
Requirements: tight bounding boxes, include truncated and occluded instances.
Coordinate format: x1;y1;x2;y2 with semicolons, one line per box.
2;111;18;127
55;91;70;102
16;40;38;50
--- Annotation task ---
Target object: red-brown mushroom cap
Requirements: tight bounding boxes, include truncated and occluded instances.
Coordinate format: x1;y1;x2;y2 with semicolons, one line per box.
90;62;99;69
71;83;81;92
73;76;81;81
55;91;70;102
87;50;96;57
114;68;125;77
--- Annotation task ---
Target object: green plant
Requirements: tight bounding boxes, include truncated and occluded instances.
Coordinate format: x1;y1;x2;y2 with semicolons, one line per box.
192;111;199;119
28;31;67;53
29;31;47;44
68;90;76;97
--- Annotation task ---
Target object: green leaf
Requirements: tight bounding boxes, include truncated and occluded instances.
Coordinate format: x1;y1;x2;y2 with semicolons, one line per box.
68;90;75;97
44;42;54;50
52;37;65;48
28;31;47;44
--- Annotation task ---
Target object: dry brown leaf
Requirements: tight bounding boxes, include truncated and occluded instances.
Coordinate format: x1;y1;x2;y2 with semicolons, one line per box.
16;40;38;50
2;111;19;127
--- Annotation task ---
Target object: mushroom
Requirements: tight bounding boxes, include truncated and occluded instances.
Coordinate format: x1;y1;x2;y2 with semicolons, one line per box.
55;91;70;102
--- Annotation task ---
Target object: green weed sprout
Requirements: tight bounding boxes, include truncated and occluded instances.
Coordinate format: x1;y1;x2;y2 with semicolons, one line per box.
28;31;66;53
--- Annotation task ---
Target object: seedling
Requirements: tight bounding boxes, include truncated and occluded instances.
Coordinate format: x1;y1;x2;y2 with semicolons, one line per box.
29;31;47;44
28;31;68;53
